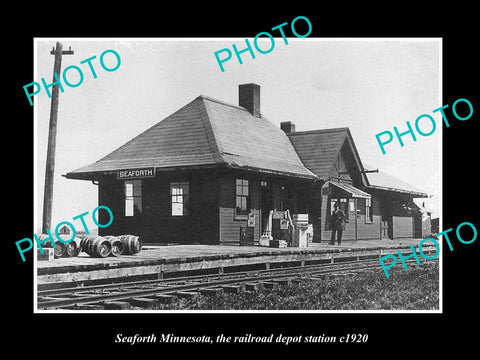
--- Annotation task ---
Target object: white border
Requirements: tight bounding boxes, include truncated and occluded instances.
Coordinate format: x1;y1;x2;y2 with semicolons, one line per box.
33;37;443;314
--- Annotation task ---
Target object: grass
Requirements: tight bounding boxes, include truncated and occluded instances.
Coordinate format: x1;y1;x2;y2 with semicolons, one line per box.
153;262;439;311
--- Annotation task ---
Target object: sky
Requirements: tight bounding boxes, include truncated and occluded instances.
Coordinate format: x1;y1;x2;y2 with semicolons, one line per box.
34;38;441;232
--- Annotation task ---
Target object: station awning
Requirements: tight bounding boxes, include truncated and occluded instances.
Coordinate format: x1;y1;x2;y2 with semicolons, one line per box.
329;181;371;199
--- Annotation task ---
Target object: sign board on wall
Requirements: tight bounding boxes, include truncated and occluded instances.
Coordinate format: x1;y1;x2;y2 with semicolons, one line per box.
247;213;256;227
117;167;156;180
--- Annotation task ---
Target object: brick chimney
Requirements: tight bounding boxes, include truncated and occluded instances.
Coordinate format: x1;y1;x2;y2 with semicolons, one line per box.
280;121;296;134
239;83;261;117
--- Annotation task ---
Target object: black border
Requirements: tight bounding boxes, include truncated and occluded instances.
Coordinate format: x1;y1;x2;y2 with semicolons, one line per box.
7;6;479;355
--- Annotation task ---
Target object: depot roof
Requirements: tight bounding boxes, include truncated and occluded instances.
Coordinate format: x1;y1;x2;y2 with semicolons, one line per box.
365;167;428;197
65;95;318;181
287;129;428;198
287;127;369;185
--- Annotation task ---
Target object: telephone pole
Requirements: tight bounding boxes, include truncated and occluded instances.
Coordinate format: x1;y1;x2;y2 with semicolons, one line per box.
42;42;74;234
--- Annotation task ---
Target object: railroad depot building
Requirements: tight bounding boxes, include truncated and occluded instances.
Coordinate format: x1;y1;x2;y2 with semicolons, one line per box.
65;84;430;245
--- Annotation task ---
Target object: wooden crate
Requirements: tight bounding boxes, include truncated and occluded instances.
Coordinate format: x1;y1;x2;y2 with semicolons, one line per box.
269;239;288;248
240;226;255;246
37;248;55;261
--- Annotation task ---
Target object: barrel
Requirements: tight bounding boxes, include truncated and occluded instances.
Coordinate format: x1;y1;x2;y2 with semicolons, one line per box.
104;235;124;257
57;235;82;257
80;235;100;256
79;236;89;254
65;242;77;257
81;235;112;258
37;234;65;258
119;235;142;255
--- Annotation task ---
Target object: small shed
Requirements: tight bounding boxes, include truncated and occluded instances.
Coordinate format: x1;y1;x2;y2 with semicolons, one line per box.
57;225;71;235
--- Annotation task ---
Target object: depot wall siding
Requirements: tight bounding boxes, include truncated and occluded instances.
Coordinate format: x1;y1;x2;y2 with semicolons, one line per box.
356;196;381;240
98;177;124;236
356;215;381;239
320;194;382;241
219;174;261;245
96;168;415;245
188;172;220;244
97;170;219;244
392;216;414;238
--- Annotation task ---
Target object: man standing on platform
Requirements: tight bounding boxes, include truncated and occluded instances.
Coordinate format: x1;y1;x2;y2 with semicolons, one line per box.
330;202;347;245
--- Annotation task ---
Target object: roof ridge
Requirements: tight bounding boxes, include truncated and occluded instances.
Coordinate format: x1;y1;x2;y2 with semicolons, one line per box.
195;97;225;165
287;127;350;136
197;94;252;113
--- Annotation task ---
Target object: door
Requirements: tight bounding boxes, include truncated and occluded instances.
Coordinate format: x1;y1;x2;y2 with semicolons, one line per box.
380;198;393;240
260;181;273;236
381;219;388;239
349;198;357;240
381;216;393;239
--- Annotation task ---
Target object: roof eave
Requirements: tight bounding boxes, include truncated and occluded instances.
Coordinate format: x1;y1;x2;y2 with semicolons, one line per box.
367;185;428;198
64;163;226;181
63;171;110;181
65;162;319;182
224;163;319;181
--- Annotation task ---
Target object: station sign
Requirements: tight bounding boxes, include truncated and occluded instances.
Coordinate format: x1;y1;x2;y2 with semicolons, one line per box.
117;167;156;180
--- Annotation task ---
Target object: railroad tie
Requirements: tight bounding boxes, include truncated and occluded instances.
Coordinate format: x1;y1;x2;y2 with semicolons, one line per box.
262;282;279;291
152;294;175;304
62;304;105;310
175;291;200;299
245;282;263;291
273;278;292;287
199;288;224;297
102;301;132;310
128;297;158;308
308;275;329;281
290;278;302;286
222;284;244;294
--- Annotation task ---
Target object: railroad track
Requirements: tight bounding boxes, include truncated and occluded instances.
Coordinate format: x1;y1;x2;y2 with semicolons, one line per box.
37;257;435;310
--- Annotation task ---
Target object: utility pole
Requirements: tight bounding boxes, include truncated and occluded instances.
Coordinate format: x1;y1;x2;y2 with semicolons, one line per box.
42;42;74;234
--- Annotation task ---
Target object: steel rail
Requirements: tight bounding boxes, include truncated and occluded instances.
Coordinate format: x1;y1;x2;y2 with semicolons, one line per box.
37;257;380;297
37;257;434;309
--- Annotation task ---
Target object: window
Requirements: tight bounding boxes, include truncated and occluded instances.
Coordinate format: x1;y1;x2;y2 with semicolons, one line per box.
349;199;355;212
235;179;249;217
365;197;373;223
125;180;142;216
171;182;189;216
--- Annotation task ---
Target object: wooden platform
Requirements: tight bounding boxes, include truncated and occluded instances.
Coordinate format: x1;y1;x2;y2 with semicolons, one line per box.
36;239;429;290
